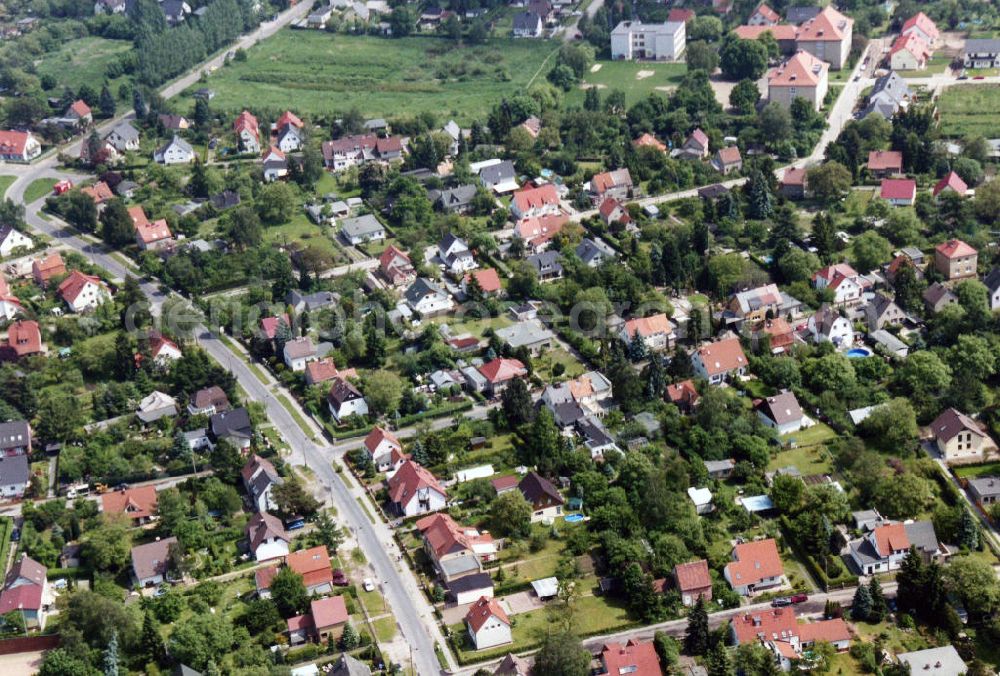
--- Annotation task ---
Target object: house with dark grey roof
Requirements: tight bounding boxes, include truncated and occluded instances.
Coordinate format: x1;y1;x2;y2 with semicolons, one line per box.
577;416;619;458
477;160;518;193
968;476;1000;506
210;189;241;210
438;233;477;274
339;214;386;246
104;121;140;152
154;135;195;165
330;653;373;676
494;319;555;354
964;38;1000;68
923;282;958;314
0;454;29;497
0;421;31;455
512;11;543;37
786;5;820;24
209;407;253;450
575;237;616;268
286;290;339;314
429;184;479;214
518;472;564;522
405;278;454;316
527;251;563;281
861;71;910;120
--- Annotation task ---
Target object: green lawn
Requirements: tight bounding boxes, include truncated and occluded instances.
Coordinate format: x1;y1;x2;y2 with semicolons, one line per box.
177;30;559;124
954;462;1000;479
24;178;58;204
372;615;397;642
937;84;1000;137
265;213;344;262
34;36;133;96
0;176;15;199
900;56;952;77
566;60;688;108
780;421;838;448
768;441;834;475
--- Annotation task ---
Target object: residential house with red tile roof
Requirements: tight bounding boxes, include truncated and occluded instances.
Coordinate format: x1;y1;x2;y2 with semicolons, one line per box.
2;320;41;361
724;538;784;595
514;213;567;252
0;131;42;162
304;358;353;386
890;32;932;70
478;357;528;396
31;253;65;287
387;460;447;517
933;171;968;198
260;314;291;341
58;270;109;313
667;7;695;22
131;206;173;250
901;11;939;47
510;183;560;220
633;132;667;152
286;545;333;593
934;238;977;280
795;5;853;69
748;2;780;26
378;245;416;286
730;607;851;669
620;313;675;352
779;166;808;199
767;50;828;111
712;146;743;175
676;128;710;160
753;317;794;354
147;333;182;366
665;379;700;411
589;169;633;203
812;263;863;305
234;110;261;153
0;555;47;628
692;337;748;385
465;596;511;650
67;100;92;125
848;520;944;574
310;595;349;642
598;640;663;676
102;486;158;525
255;564;279;598
416;513;497;581
867;150;904;178
674;559;712;606
463;268;503;296
598;197;631;228
130;536;177;586
80;181;115;206
364;426;404;472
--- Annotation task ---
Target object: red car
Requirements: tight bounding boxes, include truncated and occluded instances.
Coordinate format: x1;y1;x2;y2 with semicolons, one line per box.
332;569;349;587
791;593;808;604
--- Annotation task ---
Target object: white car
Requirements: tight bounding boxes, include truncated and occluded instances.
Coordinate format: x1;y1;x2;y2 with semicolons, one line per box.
362;578;375;592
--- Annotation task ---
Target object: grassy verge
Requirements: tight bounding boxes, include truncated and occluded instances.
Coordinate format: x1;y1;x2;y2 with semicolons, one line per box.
216;334;271;384
24;178;58;204
0;176;15;198
355;496;376;524
276;393;315;439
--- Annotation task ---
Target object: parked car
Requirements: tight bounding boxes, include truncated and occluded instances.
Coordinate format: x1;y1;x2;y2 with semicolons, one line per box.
332;570;349;586
362;578;375;592
791;593;808;604
771;597;792;607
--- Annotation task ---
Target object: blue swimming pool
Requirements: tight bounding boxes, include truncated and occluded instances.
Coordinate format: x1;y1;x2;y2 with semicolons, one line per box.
846;348;872;358
564;514;585;523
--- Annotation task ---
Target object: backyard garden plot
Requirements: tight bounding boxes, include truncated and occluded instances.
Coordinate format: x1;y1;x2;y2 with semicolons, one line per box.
179;31;558;123
937;84;1000;137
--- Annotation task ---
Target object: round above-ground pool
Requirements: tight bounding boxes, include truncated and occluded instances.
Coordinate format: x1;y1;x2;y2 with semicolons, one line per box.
846;347;873;358
564;514;585;523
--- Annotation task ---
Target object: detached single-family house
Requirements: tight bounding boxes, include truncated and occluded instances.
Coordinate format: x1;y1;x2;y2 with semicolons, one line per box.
933;171;968;199
136;391;178;424
934;239;977;281
519;471;564;523
0;455;29;498
967;477;1000;507
0;226;33;258
209;407;253;450
261;146;288;182
465;596;512;650
241;454;283;512
476;160;519;194
867;150;904;178
188;385;229;416
58;270;109;312
807;304;854;347
0;131;42;163
748;1;780;26
755;390;807;434
692;337;748;385
379;245;415;286
890;32;931;70
478;357;528;396
516;214;567;253
779;167;808;199
131;537;178;587
712;146;742;175
510;184;560;220
964;38;1000;69
898;647;967;676
923;282;959;314
512;11;543;37
364;426;404;473
0;320;41;360
677;128;710;160
620;313;675;352
283;337;318;372
405;278;454;316
880;178;917;206
105;121;140;153
463;268;503;297
32;253;65;287
430;184;479;214
901;11;939;47
589;169;633;203
234;110;261;153
387;460;448;517
153;136;196;165
985;268;1000;311
527;251;563;281
339;214;386;246
849;521;944;574
575;237;616;268
861;71;911;119
727;283;784;324
245;511;289;561
327;377;368;422
286;545;334;594
929;407;996;464
597;640;663;676
674;560;712;606
724;538;784;595
439;233;477;274
0;555;47;628
416;512;496;582
865;292;905;331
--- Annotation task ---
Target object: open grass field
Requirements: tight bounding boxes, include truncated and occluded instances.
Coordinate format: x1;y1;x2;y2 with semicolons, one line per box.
178;30;559;123
34;37;132;95
566;60;688;108
937;84;1000;137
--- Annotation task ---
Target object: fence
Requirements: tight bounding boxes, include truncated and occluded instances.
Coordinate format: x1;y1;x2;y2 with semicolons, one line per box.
0;634;60;654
